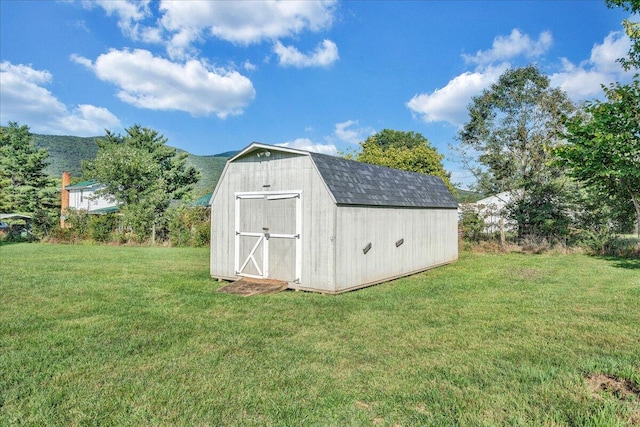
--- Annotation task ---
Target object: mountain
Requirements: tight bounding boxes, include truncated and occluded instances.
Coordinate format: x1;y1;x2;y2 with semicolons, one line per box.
213;150;240;158
31;133;230;198
176;149;227;197
32;134;99;178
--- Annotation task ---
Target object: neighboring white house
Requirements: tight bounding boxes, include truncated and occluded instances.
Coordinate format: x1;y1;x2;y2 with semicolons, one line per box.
210;143;459;294
60;172;118;226
473;191;518;233
65;181;117;213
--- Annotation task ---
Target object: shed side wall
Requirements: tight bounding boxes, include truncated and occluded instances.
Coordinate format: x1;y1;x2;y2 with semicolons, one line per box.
334;206;458;292
210;152;337;292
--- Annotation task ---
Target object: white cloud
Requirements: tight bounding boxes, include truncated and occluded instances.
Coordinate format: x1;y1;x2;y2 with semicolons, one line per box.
0;61;121;136
82;0;340;61
463;29;553;65
69;54;92;68
273;39;339;68
550;31;633;99
165;27;202;60
407;64;508;126
407;28;633;127
277;138;337;155
70;19;90;33
449;170;477;190
82;0;155;42
72;49;256;118
589;31;631;73
408;28;554;126
139;25;163;44
160;0;336;44
333;120;374;144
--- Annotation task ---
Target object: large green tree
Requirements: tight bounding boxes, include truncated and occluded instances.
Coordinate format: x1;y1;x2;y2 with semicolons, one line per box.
458;65;575;194
83;125;200;240
349;129;454;192
457;66;575;238
558;79;640;237
0;122;58;216
606;0;640;70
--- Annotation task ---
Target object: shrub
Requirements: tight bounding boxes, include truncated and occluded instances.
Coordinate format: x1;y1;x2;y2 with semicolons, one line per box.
0;229;38;243
575;229;640;258
120;204;156;242
598;236;639;258
167;206;210;247
89;214;117;243
47;226;75;243
459;205;484;242
31;208;58;238
64;209;90;239
193;221;210;247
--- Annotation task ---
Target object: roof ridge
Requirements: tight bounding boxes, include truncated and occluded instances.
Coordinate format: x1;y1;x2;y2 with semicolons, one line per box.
309;151;448;182
229;142;457;209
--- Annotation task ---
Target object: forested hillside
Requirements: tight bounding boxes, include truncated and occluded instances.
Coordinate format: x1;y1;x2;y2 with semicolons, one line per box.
32;134;99;177
31;133;229;198
177;149;228;197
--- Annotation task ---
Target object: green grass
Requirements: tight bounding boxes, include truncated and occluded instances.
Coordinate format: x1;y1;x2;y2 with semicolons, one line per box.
1;244;639;426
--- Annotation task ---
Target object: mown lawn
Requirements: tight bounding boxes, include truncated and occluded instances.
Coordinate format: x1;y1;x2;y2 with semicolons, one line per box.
1;243;638;426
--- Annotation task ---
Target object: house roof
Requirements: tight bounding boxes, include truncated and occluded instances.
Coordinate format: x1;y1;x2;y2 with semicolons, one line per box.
88;206;120;214
64;180;102;190
230;143;458;209
0;213;32;220
193;192;213;207
475;191;517;207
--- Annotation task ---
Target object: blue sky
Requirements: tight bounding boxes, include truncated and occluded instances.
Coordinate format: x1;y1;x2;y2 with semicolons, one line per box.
0;1;635;188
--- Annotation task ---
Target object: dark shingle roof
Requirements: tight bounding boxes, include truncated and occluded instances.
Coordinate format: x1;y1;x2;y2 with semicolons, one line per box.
309;153;458;209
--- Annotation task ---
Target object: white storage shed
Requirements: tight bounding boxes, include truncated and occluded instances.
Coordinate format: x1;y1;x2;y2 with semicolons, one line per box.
210;143;458;294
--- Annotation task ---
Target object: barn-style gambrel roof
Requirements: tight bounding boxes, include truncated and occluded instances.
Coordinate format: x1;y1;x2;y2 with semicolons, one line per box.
309;152;457;209
230;143;458;209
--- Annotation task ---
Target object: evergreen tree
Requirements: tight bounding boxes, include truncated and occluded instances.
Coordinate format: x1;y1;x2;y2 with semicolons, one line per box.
0;122;58;215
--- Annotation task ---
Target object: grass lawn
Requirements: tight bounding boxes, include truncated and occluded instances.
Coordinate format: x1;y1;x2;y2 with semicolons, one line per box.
1;244;638;426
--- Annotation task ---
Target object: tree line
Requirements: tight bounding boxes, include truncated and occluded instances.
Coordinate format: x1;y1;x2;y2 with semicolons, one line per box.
1;0;637;254
0;123;207;245
343;0;639;255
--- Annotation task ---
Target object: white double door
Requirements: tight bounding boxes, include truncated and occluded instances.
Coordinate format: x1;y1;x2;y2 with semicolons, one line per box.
234;191;301;283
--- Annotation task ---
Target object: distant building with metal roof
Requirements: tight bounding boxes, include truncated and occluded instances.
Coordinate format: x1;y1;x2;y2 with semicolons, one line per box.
193;192;213;207
210;142;458;294
61;172;119;227
63;180;102;191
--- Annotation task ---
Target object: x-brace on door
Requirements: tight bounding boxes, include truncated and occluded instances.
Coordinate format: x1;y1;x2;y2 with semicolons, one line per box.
234;191;302;283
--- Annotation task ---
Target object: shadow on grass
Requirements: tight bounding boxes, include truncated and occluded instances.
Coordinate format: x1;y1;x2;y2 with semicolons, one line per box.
599;256;640;270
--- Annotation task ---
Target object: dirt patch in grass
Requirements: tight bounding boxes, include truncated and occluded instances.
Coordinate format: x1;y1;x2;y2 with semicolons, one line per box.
217;278;288;296
587;373;640;400
587;374;640;424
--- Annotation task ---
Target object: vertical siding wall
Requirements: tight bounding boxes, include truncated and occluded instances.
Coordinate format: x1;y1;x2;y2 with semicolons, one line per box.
334;206;458;292
210;152;337;292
